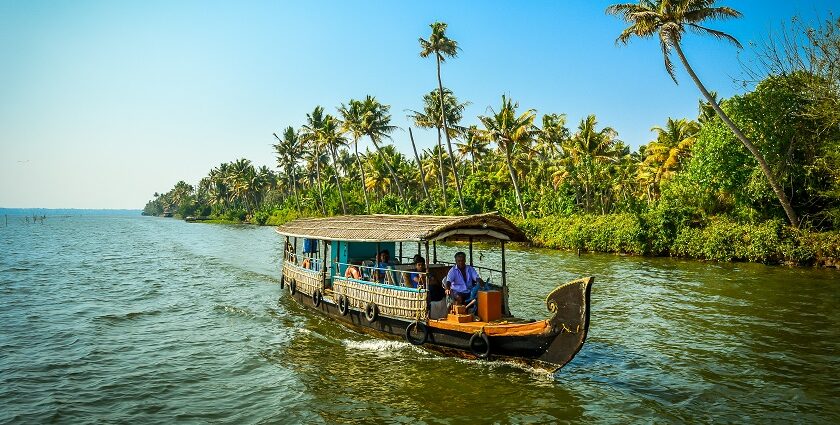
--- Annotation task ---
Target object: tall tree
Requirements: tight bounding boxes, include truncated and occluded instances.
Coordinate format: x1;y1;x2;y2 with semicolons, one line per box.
338;100;371;214
301;106;327;215
559;115;622;213
477;95;537;219
420;22;465;212
645;117;699;191
409;88;469;209
358;96;407;206
607;0;799;227
273;127;302;212
408;127;432;207
321;114;348;214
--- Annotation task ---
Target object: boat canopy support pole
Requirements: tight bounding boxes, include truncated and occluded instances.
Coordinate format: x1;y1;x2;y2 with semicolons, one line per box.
321;240;328;284
399;242;403;263
424;241;430;266
469;236;473;266
501;240;507;288
433;241;437;264
285;236;289;262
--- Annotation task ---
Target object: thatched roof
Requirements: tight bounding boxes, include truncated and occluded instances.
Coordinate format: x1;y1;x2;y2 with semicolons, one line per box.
275;213;527;242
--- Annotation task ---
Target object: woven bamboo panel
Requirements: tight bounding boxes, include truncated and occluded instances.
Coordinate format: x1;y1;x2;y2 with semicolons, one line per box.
283;263;325;297
333;277;427;320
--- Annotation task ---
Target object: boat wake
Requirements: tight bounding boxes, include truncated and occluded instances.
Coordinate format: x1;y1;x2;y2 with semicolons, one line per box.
342;339;418;355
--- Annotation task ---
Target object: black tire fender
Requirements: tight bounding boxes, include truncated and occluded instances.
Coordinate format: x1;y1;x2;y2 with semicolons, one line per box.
337;295;349;316
405;321;428;345
365;303;378;323
289;279;297;296
312;289;322;307
469;332;490;359
280;274;285;289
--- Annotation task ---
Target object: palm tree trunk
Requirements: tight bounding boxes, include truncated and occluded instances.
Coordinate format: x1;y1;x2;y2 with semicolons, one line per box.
504;145;526;219
370;136;407;207
291;172;301;213
354;140;371;214
314;145;326;215
409;127;432;208
435;126;448;208
437;56;465;213
672;39;799;228
329;146;347;214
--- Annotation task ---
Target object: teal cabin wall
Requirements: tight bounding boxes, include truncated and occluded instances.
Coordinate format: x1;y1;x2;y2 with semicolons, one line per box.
330;241;396;278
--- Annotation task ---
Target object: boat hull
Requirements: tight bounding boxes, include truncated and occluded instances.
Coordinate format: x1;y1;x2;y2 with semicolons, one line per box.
281;277;593;371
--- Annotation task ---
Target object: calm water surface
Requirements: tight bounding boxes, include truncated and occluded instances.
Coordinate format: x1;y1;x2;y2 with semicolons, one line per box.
1;215;838;424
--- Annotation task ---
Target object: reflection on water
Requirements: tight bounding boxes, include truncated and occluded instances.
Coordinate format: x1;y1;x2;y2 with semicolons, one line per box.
0;215;838;423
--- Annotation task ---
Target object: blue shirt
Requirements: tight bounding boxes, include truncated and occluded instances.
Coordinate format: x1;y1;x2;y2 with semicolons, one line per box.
375;261;396;284
446;265;481;293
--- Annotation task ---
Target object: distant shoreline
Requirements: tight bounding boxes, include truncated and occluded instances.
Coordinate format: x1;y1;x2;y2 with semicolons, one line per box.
0;208;141;216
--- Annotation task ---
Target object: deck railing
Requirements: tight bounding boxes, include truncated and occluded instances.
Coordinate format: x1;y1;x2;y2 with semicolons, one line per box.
431;261;502;285
283;250;326;296
333;261;428;320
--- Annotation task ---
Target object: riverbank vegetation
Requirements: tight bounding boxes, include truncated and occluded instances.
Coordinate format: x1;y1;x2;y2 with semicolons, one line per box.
143;5;839;267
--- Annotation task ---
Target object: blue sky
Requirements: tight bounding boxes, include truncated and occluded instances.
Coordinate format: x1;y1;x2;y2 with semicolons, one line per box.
0;0;835;209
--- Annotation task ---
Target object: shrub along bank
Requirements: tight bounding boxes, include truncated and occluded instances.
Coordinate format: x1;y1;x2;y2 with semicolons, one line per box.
516;214;840;268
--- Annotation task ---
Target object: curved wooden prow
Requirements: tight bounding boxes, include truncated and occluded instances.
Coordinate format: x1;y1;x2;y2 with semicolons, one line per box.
538;276;594;371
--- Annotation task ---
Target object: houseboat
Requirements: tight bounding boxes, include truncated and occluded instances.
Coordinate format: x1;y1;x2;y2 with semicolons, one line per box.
275;213;594;372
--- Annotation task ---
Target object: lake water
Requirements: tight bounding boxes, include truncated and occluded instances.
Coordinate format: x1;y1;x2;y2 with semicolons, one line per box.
1;215;838;424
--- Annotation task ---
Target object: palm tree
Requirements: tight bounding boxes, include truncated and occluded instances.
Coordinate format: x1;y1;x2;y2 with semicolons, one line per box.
301;106;327;214
456;125;490;173
607;0;799;227
337;100;371;213
408;127;432;207
553;115;622;213
321;114;348;214
227;158;256;212
351;96;407;207
645;118;699;190
409;91;448;207
420;22;465;212
477;95;537;219
273;127;302;212
532;114;569;191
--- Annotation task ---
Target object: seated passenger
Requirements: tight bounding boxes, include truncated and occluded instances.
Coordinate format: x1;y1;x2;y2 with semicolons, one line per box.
374;249;396;284
302;257;311;269
426;266;448;320
408;256;427;289
344;262;362;280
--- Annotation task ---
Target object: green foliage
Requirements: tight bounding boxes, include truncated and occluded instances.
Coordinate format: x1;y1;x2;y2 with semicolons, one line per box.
672;217;785;263
518;214;646;254
673;73;840;227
